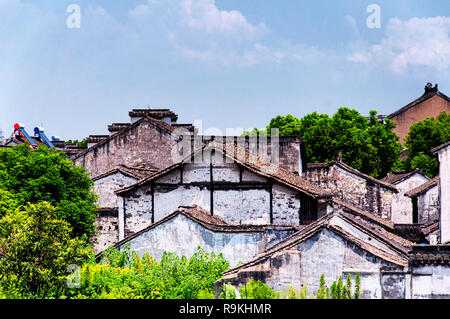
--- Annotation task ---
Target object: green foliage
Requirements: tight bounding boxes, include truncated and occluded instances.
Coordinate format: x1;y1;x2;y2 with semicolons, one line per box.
67;246;230;299
403;111;450;177
266;108;402;178
241;128;267;137
239;279;276;299
0;144;98;238
0;202;94;298
65;139;88;149
277;284;314;299
219;283;237;299
316;274;330;299
354;272;361;299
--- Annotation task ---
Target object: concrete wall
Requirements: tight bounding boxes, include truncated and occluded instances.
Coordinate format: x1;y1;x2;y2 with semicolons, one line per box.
305;164;395;219
438;145;450;243
117;214;295;267
391;174;429;224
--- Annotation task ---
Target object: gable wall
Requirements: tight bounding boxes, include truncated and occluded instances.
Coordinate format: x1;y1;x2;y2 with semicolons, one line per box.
94;172;137;208
305;165;395;219
390;95;450;145
119;160;309;237
417;186;440;224
391;174;429;224
217;228;404;299
73;120;178;177
117;214;295;267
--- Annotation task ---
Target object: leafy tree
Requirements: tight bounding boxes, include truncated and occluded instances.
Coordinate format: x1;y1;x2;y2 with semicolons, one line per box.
266;108;402;178
241;128;267;137
403;111;450;177
69;246;230;299
66;139;88;149
0;202;94;298
239;279;276;299
0;144;98;238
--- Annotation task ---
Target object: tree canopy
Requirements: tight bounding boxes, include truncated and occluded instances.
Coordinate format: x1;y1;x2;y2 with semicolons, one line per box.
403;111;450;177
0;144;98;238
249;108;403;178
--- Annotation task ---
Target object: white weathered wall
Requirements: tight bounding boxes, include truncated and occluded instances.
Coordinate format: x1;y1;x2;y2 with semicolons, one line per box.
93;213;119;252
417;186;440;224
123;184;153;237
214;189;270;225
94;172;137;208
412;264;450;299
272;184;300;226
391;174;429;224
118;214;294;267
154;185;211;221
438;145;450;243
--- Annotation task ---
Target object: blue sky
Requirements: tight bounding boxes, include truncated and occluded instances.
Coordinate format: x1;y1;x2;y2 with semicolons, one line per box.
1;0;450;140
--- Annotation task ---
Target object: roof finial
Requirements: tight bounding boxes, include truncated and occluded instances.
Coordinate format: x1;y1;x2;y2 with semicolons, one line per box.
424;82;438;95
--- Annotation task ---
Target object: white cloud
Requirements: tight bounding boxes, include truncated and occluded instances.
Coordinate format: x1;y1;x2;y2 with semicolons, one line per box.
179;0;267;36
348;16;450;73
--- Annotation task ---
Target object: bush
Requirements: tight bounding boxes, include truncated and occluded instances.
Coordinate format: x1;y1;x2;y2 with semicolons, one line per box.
66;245;230;299
239;280;276;299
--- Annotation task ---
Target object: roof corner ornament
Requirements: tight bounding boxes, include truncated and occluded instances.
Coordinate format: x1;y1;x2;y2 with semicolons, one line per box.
424;82;439;95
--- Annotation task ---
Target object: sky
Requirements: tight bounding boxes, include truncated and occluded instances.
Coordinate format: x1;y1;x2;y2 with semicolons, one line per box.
1;0;450;140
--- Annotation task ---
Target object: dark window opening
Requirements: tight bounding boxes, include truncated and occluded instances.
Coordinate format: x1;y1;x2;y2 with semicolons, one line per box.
300;195;317;225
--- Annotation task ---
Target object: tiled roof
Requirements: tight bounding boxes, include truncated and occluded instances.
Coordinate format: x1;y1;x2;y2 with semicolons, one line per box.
224;206;411;276
129;108;178;122
405;176;439;198
107;123;130;133
307;160;399;192
116;142;331;199
381;169;429;185
409;245;450;265
431;140;450;154
86;135;109;143
91;165;157;181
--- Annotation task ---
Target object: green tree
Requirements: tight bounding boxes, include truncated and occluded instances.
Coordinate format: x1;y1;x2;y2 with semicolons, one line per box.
403;111;450;177
239;279;276;299
0;202;94;298
0;144;98;238
74;246;230;299
266;108;402;178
